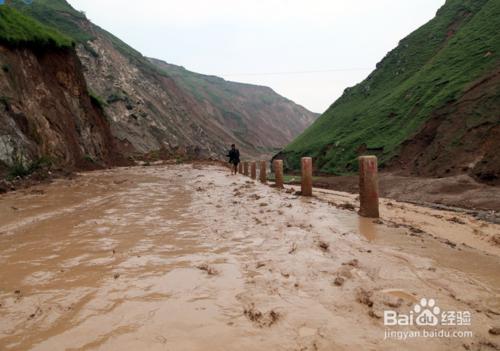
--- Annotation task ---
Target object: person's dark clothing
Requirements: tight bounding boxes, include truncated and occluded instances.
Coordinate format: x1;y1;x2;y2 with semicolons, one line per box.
227;148;240;165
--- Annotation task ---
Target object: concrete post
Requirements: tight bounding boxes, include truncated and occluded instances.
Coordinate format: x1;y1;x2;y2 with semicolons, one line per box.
301;157;313;196
273;159;284;189
358;156;380;218
251;162;257;180
259;161;267;183
243;162;249;176
238;163;243;174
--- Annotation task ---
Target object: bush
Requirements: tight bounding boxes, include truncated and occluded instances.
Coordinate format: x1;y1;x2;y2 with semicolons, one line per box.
88;91;107;110
83;154;95;163
7;154;52;179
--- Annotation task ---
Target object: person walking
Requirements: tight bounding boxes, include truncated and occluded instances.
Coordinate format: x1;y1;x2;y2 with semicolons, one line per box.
227;144;240;175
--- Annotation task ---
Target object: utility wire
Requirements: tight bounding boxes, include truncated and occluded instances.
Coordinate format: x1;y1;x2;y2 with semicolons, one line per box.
219;67;372;77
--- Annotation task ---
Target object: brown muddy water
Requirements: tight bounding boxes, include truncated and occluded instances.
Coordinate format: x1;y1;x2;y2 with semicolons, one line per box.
0;165;499;351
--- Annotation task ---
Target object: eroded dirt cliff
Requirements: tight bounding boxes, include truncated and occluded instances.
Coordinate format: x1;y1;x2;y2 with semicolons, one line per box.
0;44;119;174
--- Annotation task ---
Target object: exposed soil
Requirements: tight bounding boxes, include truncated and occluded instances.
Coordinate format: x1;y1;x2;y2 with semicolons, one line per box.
0;164;499;350
389;66;500;185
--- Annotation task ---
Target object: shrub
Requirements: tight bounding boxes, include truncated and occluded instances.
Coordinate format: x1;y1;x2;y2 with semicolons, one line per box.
88;91;107;110
7;154;52;179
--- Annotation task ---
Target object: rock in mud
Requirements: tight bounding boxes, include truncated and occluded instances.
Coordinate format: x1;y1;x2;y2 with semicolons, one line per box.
0;180;11;193
197;264;218;276
244;304;281;328
356;288;374;307
489;327;500;335
491;235;500;247
318;241;330;252
334;277;345;286
448;216;466;224
343;259;360;268
339;203;356;211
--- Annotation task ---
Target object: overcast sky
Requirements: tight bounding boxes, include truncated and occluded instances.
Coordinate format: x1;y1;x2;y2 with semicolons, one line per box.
67;0;445;113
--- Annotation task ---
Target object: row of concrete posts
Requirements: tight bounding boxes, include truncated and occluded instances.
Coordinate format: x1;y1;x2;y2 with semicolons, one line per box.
237;156;379;218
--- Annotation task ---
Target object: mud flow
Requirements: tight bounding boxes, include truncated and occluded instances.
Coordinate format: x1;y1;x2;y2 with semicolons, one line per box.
0;165;499;351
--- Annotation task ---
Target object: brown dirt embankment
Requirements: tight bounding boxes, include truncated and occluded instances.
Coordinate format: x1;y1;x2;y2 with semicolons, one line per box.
296;172;500;215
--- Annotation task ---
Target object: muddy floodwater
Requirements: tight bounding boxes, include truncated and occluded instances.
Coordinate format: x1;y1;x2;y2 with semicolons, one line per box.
0;165;499;350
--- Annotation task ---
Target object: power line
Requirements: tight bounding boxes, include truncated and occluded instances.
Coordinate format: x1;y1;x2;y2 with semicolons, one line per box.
219;67;372;77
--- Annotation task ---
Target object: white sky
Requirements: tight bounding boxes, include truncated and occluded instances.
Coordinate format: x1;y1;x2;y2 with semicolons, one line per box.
67;0;445;113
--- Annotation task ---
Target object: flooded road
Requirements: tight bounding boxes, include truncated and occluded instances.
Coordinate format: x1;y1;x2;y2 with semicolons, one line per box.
0;164;499;350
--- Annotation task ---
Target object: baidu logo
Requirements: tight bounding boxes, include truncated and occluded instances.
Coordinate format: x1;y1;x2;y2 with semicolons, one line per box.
384;297;472;327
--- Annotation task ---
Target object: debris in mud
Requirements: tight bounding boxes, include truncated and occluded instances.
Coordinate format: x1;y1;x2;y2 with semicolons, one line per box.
368;309;382;319
489;327;500;335
491;235;500;247
477;341;500;351
409;226;425;236
285;188;294;194
338;203;356;211
443;239;457;248
334;277;345;286
448;216;466;224
256;262;266;269
114;273;120;279
197;264;218;276
372;219;384;225
11;206;19;211
343;259;359;268
318;241;330;252
356;288;374;307
289;243;298;254
244;304;281;328
196;187;205;192
259;203;268;207
250;194;262;200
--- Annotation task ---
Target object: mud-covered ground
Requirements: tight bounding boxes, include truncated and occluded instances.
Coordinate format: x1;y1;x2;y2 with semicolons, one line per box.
0;164;499;350
305;173;500;213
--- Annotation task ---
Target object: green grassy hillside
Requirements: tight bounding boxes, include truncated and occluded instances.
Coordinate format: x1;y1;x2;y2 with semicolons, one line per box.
282;0;499;175
0;5;72;48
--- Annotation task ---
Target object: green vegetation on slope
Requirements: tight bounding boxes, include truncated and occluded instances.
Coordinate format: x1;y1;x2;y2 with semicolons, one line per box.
0;5;73;48
10;0;93;42
11;0;167;78
283;0;499;174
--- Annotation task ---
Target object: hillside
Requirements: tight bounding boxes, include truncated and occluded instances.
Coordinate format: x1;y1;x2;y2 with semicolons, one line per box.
0;6;118;179
11;0;317;160
149;59;317;153
279;0;500;184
